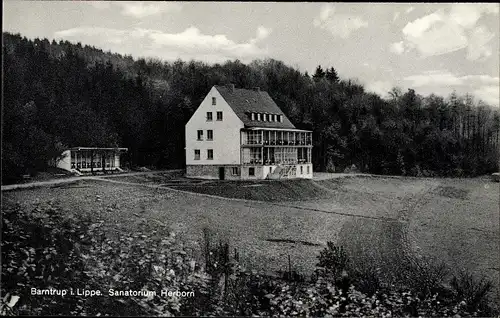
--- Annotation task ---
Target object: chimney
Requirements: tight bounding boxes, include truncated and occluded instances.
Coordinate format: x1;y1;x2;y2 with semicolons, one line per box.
226;83;235;92
253;87;260;92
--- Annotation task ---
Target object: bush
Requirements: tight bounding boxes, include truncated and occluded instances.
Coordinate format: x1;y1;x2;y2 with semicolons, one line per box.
316;243;349;278
1;201;92;315
326;159;336;173
403;257;450;300
1;202;210;316
421;169;431;177
450;270;494;315
409;165;423;177
347;260;383;296
81;220;211;316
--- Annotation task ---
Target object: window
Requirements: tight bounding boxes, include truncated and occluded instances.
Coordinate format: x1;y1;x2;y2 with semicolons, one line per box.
307;166;310;174
249;167;255;176
246;130;262;145
265;114;270;121
231;167;239;176
212;97;216;105
251;112;255;120
207;130;213;140
206;112;213;121
257;113;261;121
217;111;223;121
197;130;203;140
277;115;282;122
194;149;200;160
250;148;262;163
300;166;303;174
271;114;275;122
207;149;213;160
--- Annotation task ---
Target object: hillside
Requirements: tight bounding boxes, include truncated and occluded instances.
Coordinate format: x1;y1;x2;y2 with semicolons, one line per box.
2;32;499;184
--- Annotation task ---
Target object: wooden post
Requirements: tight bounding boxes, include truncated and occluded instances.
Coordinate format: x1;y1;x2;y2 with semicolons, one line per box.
90;149;95;175
288;254;292;280
102;150;106;174
224;243;229;299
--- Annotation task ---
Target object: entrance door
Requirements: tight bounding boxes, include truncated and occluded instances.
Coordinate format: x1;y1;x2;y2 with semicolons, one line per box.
219;167;225;180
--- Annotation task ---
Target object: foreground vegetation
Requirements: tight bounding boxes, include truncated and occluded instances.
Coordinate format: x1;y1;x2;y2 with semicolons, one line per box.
3;32;499;184
2;202;496;316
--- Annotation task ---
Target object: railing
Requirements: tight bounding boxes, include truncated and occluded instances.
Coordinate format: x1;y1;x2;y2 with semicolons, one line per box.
267;164;297;179
243;140;312;146
72;162;113;169
242;141;263;146
242;159;263;165
243;160;311;165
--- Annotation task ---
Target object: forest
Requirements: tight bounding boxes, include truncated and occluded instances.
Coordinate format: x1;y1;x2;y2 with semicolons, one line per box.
2;32;499;184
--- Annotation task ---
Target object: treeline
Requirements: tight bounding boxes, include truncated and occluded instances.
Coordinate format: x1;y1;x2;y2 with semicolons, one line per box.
2;32;499;183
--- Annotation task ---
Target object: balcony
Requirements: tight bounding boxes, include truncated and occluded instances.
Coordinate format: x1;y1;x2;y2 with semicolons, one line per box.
263;139;312;146
242;130;312;147
243;139;312;147
242;159;311;165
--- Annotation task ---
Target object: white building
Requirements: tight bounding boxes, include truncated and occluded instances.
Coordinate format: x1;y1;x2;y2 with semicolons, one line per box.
52;147;128;174
185;84;313;180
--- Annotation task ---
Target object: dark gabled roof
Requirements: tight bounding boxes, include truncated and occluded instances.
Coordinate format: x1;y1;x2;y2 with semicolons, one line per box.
215;85;296;129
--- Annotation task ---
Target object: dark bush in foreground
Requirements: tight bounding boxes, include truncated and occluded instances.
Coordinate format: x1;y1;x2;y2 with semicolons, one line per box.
1;201;92;315
1;203;497;316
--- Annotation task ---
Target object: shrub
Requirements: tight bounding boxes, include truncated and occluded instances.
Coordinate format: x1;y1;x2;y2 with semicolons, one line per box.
409;165;423;177
347;260;383;296
450;270;494;315
316;243;349;280
326;159;336;173
82;220;211;316
1;201;93;315
1;202;211;316
403;257;450;300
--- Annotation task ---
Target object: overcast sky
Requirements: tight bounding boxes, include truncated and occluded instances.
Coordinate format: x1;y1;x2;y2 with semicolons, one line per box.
3;1;499;106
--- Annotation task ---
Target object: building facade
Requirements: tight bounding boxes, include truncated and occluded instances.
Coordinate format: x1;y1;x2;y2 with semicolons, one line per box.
185;84;313;180
52;147;128;174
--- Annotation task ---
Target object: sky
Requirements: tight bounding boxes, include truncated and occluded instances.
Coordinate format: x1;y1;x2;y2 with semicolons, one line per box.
3;1;499;106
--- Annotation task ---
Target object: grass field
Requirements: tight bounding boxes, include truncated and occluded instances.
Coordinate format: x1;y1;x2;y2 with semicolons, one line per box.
2;173;499;304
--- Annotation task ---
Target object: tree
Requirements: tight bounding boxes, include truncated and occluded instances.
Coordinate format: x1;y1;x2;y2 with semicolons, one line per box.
388;87;403;100
2;31;500;182
325;67;339;83
312;65;326;82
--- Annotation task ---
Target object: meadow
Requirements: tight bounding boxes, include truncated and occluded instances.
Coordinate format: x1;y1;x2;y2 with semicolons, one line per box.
2;173;498;314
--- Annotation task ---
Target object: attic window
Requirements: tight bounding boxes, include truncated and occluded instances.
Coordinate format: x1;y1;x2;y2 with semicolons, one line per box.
271;114;275;122
277;115;282;123
212;97;216;105
265;114;270;121
257;113;261;121
250;112;255;120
